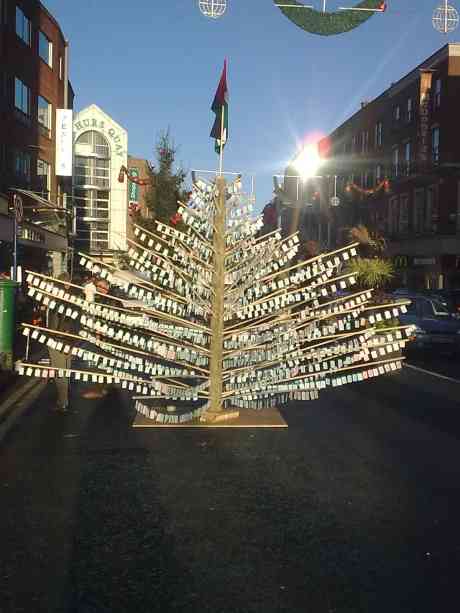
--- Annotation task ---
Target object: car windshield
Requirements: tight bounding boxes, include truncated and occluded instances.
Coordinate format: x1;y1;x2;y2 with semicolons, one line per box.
431;299;450;315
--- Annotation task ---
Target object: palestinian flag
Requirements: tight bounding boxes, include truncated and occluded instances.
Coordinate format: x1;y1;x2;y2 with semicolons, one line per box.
210;60;229;155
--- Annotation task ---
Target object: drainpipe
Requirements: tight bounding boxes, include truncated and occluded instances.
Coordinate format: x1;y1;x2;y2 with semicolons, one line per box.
63;40;70;274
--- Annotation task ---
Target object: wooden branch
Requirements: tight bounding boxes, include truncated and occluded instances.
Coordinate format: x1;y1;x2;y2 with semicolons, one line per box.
259;241;360;284
79;251;188;305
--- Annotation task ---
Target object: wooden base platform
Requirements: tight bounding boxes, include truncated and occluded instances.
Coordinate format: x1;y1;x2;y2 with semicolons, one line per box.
132;407;288;429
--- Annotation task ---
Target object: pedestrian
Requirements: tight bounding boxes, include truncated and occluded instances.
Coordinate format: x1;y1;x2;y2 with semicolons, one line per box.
83;276;97;303
47;272;77;412
81;277;111;400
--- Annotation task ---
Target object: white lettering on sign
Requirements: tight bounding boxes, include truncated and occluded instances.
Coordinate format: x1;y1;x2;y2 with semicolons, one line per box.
419;92;430;162
56;109;73;176
74;117;126;158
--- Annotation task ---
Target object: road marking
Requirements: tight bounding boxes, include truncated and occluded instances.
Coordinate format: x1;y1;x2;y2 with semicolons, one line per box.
405;363;460;384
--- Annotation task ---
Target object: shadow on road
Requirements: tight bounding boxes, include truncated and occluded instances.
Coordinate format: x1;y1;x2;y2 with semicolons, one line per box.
2;378;460;613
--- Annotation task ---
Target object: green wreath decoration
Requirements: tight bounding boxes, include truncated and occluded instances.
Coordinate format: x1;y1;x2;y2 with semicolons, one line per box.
274;1;384;36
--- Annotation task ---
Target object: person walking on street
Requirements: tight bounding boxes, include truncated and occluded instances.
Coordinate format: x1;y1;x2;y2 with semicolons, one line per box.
47;272;77;412
81;278;111;400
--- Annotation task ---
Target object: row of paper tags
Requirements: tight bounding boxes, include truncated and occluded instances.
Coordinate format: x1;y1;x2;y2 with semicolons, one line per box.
135;400;205;424
16;362;202;400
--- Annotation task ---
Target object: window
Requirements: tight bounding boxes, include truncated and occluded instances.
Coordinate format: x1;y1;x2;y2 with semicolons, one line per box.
434;79;441;108
404;142;411;175
388;197;399;234
392;147;399;177
375;164;382;184
14;150;31;181
39;31;53;67
37;159;51;194
16;6;31;45
74;157;110;189
14;77;30;115
73;131;111;253
394;105;400;121
0;70;5;100
399;195;409;234
432;127;440;163
59;56;63;80
73;189;110;252
426;185;439;233
74;189;110;219
75;130;110;157
37;96;52;130
431;299;449;316
407;98;413;122
375;122;383;146
361;131;369;153
351;135;356;153
363;171;372;189
413;189;425;234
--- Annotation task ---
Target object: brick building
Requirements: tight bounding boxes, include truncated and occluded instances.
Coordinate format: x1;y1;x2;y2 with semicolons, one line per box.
0;0;73;274
321;43;460;290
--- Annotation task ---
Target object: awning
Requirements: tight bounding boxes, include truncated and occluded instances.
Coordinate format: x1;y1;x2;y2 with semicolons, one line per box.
0;213;68;252
12;189;71;231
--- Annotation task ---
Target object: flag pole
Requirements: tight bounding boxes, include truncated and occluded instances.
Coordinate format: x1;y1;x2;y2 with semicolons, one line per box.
218;104;225;176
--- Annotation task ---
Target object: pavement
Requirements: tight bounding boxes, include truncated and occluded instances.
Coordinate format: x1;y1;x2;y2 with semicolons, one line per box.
1;360;460;612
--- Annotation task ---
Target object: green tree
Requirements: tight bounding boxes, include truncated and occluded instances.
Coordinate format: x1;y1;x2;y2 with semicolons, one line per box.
346;224;394;291
136;130;188;231
351;256;394;289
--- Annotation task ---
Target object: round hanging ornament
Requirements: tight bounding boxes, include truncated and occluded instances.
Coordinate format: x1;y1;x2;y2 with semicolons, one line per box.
432;1;459;33
199;0;227;19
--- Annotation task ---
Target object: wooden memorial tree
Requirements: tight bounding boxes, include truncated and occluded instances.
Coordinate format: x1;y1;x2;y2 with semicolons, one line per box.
16;172;414;424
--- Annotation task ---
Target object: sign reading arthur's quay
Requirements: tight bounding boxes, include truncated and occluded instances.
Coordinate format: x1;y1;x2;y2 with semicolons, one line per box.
73;116;126;157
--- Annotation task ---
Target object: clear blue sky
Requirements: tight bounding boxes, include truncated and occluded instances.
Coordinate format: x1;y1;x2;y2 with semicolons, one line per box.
44;0;459;212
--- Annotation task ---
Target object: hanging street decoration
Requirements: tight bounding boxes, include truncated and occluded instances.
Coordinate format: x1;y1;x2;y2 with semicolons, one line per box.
274;1;386;36
199;0;227;19
118;165;151;186
345;177;391;196
432;1;459;33
16;168;415;425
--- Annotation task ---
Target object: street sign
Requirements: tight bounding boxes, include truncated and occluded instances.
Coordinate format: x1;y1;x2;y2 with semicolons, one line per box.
13;195;23;223
128;168;140;202
330;196;340;207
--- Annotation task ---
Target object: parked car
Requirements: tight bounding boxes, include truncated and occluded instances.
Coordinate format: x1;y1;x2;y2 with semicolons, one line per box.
418;289;460;317
396;293;460;353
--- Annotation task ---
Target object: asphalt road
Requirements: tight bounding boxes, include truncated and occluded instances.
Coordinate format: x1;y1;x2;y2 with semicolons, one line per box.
1;365;460;613
406;348;460;380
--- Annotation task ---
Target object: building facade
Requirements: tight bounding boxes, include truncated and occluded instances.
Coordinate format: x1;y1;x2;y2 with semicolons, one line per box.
73;104;128;258
322;43;460;290
0;0;73;275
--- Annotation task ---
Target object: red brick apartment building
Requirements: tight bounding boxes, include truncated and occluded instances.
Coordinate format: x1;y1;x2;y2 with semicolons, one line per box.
322;43;460;290
0;0;74;273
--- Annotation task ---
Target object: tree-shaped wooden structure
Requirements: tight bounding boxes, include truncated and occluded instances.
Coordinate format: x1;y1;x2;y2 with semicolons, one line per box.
16;172;414;424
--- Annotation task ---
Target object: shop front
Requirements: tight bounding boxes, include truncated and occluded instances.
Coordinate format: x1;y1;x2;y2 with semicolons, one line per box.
0;212;68;277
391;252;460;290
